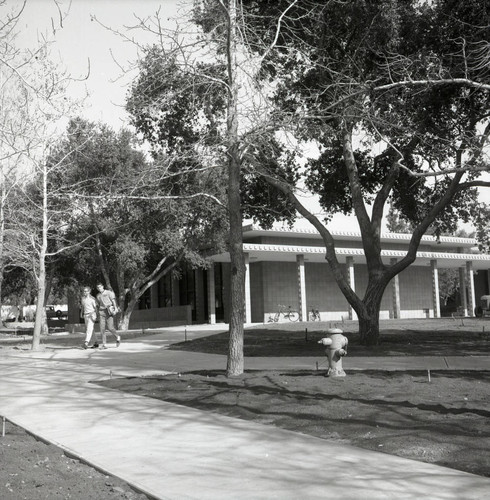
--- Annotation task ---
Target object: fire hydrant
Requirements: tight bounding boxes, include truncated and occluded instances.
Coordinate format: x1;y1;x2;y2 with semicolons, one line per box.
318;328;348;377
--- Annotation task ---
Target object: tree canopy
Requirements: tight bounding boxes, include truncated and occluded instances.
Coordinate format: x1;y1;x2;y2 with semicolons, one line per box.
191;0;490;344
49;118;228;329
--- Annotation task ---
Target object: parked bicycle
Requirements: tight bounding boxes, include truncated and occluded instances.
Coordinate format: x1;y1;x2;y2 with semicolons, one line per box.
309;306;321;321
268;305;299;322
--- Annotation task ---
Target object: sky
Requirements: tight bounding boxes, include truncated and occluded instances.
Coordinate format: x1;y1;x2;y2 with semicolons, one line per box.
7;0;362;232
12;0;185;128
8;0;488;232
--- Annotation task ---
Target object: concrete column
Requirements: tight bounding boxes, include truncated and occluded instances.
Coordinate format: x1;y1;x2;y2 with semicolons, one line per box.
431;259;441;319
244;253;252;324
207;264;216;325
466;261;476;317
296;254;307;321
459;267;468;316
346;257;357;320
390;258;401;319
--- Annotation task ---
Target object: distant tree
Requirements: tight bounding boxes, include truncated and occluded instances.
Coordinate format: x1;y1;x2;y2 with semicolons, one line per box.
51;118;227;330
386;203;413;234
0;266;35;320
0;1;32;313
438;268;460;310
0;1;85;349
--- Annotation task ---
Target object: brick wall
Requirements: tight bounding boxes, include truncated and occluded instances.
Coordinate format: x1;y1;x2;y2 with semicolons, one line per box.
262;262;299;321
398;266;433;317
128;305;192;329
254;260;436;322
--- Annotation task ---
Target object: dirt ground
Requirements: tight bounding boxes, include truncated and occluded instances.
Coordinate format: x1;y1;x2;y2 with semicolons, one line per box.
99;368;489;478
100;320;490;478
0;421;149;500
0;329;159;500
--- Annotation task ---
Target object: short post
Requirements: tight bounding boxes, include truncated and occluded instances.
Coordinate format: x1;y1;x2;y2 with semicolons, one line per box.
318;328;348;377
2;416;5;437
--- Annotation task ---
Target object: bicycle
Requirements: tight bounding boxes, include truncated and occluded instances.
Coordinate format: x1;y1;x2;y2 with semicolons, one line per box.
308;306;321;321
268;305;299;322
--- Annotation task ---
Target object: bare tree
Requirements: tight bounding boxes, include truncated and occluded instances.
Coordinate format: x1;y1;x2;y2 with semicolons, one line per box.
0;1;30;312
0;1;85;348
117;0;300;376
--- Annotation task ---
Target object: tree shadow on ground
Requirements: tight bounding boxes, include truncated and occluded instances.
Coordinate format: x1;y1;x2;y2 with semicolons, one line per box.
98;367;490;477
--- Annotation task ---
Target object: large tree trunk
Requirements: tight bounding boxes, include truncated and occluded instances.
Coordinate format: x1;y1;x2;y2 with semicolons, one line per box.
358;311;381;346
358;277;387;346
225;0;245;377
32;285;48;349
31;165;49;350
227;191;245;376
118;294;138;331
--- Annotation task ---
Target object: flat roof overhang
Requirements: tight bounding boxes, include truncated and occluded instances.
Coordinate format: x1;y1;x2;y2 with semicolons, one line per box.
209;243;490;270
242;224;477;249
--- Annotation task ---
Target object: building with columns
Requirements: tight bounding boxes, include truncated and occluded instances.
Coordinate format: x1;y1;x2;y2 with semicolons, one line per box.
125;223;490;328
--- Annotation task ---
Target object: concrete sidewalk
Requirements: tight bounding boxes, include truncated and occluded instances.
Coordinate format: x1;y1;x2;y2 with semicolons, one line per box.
0;327;489;500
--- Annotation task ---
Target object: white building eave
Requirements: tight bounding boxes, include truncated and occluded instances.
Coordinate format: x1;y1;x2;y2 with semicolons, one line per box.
209;243;490;270
242;223;477;249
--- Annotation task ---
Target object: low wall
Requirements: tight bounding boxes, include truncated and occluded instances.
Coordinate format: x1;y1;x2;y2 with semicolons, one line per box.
128;305;192;329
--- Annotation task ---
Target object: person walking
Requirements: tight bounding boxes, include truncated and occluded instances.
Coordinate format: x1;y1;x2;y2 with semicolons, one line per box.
81;287;99;349
96;283;121;349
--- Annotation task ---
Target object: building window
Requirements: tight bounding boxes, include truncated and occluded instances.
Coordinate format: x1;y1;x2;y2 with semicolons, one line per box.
158;274;173;308
215;263;225;321
138;288;151;309
179;268;196;321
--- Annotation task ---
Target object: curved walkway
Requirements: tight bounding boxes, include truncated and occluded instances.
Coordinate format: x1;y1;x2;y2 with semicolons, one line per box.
0;325;488;500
